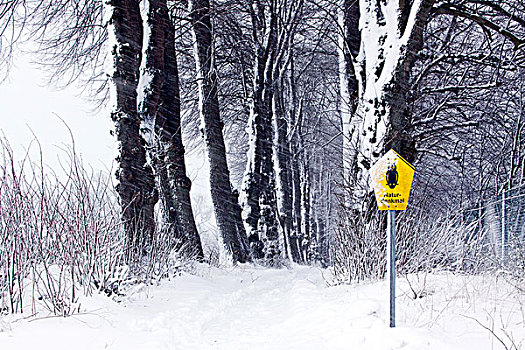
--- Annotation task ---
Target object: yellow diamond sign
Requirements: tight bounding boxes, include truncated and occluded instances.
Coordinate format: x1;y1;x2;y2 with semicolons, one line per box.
370;149;415;211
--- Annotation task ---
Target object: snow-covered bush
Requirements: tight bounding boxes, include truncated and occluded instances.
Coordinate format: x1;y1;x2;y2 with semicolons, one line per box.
332;205;387;283
331;202;501;284
0;138;199;316
0;138;125;314
395;207;497;274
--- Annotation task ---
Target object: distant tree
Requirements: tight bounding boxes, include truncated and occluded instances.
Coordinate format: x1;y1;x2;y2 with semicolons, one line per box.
208;0;339;266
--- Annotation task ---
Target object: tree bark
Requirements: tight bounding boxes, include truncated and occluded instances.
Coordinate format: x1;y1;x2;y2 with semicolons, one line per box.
106;0;157;262
138;0;203;259
342;0;434;208
188;0;251;263
290;132;304;263
338;0;360;201
240;0;281;263
287;57;304;264
272;79;293;261
300;155;311;262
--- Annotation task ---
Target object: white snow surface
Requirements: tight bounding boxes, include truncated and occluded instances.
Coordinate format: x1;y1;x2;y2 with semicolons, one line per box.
1;265;523;349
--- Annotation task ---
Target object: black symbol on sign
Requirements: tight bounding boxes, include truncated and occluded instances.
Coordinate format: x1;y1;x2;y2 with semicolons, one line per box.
386;164;398;189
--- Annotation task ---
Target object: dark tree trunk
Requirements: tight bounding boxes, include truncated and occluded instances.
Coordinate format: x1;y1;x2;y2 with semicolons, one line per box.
107;0;157;262
139;0;203;259
188;0;251;263
272;81;293;260
241;1;281;263
339;0;361;198
244;74;280;262
287;60;304;263
290;134;304;263
300;155;311;263
160;3;203;259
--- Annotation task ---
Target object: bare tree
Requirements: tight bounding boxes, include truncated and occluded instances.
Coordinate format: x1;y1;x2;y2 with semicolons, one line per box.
187;0;251;263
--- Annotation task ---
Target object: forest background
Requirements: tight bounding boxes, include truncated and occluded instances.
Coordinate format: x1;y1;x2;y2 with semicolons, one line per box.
0;0;524;317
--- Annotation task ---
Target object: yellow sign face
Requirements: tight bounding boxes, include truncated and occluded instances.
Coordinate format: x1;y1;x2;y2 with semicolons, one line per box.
370;149;415;211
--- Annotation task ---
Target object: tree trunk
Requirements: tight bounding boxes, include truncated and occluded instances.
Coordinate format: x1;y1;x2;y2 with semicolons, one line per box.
338;0;361;202
240;1;281;263
311;154;330;266
188;0;251;263
289;134;304;263
271;79;290;257
343;0;434;208
300;155;311;263
106;0;157;262
287;58;304;264
138;0;203;259
241;72;280;261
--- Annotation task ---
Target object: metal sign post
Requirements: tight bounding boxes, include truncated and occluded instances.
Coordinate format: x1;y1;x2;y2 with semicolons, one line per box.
387;210;396;328
369;149;415;329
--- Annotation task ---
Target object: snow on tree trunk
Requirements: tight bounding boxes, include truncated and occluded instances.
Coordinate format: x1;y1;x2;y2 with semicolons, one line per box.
240;73;267;260
287;59;305;264
138;0;203;259
272;79;293;261
319;165;333;267
290;134;304;263
343;0;433;207
241;74;280;262
240;1;282;264
300;156;311;263
188;0;251;263
310;154;331;266
106;0;157;263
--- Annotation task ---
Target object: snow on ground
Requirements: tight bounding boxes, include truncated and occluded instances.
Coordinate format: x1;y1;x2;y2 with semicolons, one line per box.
0;265;524;349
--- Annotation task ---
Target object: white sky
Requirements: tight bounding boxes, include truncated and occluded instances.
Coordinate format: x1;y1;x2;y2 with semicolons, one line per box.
0;56;115;173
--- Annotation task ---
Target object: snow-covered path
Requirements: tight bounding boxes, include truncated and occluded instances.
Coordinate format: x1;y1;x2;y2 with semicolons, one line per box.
0;265;523;349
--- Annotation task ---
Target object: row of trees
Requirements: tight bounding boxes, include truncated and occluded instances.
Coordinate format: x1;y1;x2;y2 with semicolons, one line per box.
1;0;524;272
1;0;338;267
